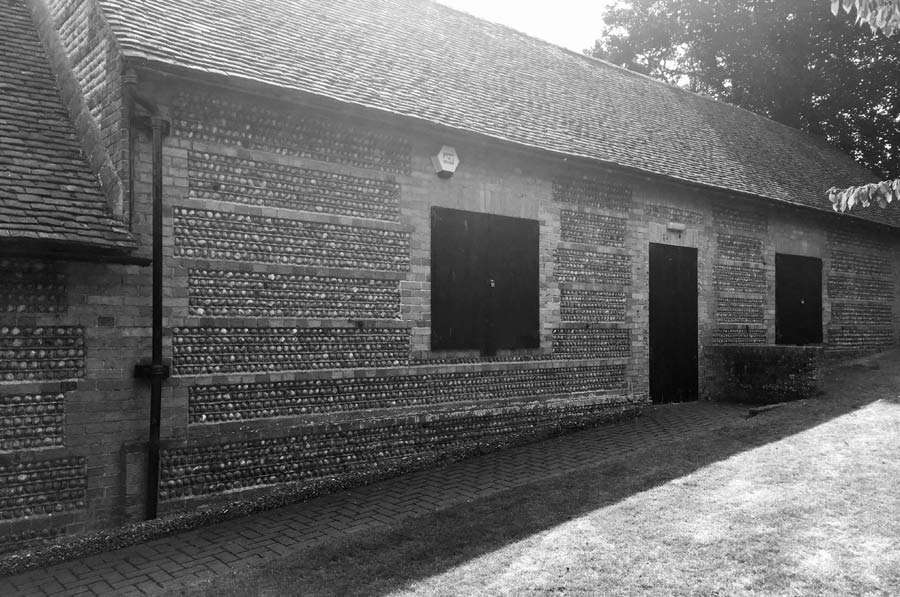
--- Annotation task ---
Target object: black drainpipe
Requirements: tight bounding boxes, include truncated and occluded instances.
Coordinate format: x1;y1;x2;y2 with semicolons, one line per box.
125;71;170;520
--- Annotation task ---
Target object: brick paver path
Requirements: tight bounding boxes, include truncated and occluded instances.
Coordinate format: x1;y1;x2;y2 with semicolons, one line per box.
1;402;746;596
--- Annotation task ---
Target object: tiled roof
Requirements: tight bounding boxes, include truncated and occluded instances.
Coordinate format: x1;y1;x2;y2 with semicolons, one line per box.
97;0;897;227
0;0;134;252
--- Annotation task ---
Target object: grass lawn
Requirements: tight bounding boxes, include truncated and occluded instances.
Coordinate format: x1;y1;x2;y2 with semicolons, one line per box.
184;352;900;596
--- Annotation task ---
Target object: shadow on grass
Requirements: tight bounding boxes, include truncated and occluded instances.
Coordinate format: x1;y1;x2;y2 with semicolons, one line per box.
189;349;900;597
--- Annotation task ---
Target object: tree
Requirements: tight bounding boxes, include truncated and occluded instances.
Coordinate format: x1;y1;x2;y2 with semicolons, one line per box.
591;0;900;213
828;0;900;212
832;0;900;36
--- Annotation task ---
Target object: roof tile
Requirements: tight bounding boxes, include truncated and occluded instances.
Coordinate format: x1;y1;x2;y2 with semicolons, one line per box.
0;0;134;251
96;0;898;227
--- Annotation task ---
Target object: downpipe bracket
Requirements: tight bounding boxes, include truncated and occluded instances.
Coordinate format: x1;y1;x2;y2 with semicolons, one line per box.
134;363;171;380
132;114;170;136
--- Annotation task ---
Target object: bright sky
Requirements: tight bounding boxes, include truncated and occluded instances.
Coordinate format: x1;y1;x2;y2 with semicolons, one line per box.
436;0;617;53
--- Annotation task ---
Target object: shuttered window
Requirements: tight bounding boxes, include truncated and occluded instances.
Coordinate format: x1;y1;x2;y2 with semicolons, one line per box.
430;207;539;354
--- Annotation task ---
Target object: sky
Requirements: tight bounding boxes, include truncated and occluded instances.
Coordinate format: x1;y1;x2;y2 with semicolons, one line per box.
436;0;617;53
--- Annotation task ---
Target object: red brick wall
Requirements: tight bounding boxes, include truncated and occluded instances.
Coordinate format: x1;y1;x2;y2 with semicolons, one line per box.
150;80;646;510
1;4;152;552
0;259;151;552
2;63;899;552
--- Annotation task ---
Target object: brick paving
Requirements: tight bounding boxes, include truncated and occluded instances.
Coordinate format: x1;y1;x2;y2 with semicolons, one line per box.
0;402;746;596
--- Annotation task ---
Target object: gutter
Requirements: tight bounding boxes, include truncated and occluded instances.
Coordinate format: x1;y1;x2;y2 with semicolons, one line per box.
124;70;170;520
0;243;150;266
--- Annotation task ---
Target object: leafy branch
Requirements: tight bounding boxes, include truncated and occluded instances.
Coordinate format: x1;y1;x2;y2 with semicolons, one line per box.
827;1;899;212
831;0;900;35
828;179;900;211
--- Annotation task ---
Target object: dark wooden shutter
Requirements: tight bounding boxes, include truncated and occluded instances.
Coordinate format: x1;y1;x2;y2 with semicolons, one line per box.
431;207;539;352
487;214;540;350
431;208;488;350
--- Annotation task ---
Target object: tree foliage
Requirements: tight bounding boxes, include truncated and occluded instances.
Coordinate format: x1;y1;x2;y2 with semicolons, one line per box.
828;0;900;212
828;179;900;211
591;0;900;185
832;0;900;35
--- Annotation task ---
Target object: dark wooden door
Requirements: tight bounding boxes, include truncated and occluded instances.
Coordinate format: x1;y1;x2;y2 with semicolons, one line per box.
649;243;698;403
775;254;822;345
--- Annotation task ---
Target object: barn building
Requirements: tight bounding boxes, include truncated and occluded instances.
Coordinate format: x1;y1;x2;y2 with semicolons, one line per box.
2;0;899;552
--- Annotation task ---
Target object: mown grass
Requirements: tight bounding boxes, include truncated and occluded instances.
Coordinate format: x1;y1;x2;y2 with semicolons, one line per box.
182;351;900;596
